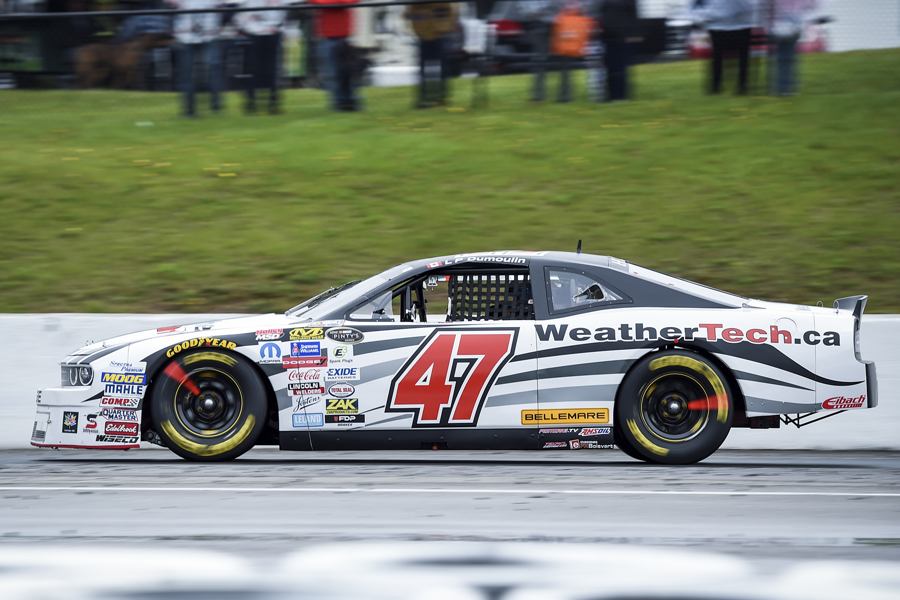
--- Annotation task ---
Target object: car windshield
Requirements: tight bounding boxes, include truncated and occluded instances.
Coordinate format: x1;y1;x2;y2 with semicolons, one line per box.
285;262;415;319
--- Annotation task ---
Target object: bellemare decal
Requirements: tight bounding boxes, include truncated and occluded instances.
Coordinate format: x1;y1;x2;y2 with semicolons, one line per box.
386;328;517;428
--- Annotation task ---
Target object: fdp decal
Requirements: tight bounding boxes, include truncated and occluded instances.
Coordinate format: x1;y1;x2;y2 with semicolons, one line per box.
386;328;517;427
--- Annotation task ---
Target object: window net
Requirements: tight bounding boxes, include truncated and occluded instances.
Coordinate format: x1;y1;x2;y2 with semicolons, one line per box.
447;273;534;321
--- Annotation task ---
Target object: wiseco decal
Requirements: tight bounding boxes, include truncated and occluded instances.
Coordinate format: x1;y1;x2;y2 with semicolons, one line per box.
536;323;841;346
386;328;517;427
822;395;866;410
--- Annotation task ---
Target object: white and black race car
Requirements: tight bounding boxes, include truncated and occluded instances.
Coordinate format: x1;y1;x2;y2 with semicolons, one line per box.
32;251;877;464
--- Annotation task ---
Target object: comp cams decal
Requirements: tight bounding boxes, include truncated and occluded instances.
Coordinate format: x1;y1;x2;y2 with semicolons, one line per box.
386;328;517;427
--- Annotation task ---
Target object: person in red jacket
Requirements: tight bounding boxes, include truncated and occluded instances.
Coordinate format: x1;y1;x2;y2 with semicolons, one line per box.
310;0;360;111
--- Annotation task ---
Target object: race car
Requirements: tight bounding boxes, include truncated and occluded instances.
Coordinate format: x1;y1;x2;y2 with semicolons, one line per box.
32;250;877;464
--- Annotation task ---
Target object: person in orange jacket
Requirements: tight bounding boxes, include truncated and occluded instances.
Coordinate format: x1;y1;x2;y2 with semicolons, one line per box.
309;0;361;111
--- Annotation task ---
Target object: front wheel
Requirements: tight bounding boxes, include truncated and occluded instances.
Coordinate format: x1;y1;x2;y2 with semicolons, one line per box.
615;350;733;464
151;349;267;461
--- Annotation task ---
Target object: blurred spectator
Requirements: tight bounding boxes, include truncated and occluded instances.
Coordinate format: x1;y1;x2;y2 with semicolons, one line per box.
596;0;637;101
771;0;817;96
692;0;755;95
236;0;286;113
310;0;360;111
518;0;560;102
168;0;224;116
405;0;457;108
549;0;592;102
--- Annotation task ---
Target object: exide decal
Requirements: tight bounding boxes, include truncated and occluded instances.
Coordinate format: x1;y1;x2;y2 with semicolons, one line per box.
822;395;866;410
536;323;841;346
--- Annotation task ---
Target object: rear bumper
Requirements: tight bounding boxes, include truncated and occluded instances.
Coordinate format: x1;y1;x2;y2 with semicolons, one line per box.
867;361;878;408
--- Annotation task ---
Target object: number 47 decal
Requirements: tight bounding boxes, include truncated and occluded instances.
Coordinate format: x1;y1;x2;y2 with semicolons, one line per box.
386;328;518;428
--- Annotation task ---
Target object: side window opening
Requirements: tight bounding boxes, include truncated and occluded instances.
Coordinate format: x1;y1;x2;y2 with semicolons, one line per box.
446;272;534;322
547;268;625;314
349;267;536;323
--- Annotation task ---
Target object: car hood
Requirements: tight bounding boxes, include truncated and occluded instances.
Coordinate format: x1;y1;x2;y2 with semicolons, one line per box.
68;314;285;357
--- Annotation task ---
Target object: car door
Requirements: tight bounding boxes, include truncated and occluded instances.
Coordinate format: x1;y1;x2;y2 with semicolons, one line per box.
531;264;627;442
318;266;539;449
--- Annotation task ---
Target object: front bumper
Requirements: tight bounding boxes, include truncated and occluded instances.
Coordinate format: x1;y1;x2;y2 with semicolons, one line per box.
31;387;141;450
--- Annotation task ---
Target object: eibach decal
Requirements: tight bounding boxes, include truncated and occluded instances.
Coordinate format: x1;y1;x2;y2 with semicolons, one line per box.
537;323;841;346
386;328;517;427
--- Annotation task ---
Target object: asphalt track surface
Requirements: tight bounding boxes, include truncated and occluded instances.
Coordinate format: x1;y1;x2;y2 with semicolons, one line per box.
1;448;899;565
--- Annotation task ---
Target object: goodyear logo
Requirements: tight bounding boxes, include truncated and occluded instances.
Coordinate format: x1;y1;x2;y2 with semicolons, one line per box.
101;372;147;385
325;398;359;415
290;327;324;341
521;409;609;425
165;338;238;358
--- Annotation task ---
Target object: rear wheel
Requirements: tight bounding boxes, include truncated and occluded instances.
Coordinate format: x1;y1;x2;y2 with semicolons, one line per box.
614;350;733;464
151;350;266;461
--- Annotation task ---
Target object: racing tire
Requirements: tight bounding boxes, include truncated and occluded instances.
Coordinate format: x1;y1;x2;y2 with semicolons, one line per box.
614;349;733;465
151;349;267;461
612;426;645;462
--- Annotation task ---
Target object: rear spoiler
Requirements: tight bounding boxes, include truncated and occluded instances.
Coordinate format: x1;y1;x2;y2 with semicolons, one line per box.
834;295;876;408
833;295;867;320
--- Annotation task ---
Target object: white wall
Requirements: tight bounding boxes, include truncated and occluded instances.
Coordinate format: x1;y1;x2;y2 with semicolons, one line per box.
0;314;895;450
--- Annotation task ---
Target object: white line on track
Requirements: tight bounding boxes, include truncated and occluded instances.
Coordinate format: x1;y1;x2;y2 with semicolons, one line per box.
0;486;898;497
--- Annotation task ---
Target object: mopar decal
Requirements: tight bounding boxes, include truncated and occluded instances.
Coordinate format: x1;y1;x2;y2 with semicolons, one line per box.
536;323;841;346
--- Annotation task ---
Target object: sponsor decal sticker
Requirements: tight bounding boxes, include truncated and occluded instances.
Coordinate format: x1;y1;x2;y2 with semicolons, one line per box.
579;427;611;437
326;414;365;424
330;345;353;363
326;327;364;344
289;369;322;382
256;328;284;341
290;328;324;341
822;395;866;410
325;398;359;415
105;421;139;436
104;383;145;397
292;413;324;428
542;441;567;449
62;411;78;433
107;361;146;374
521;409;609;425
100;397;140;408
328;383;355;398
325;367;359;381
291;341;321;357
539;428;577;434
101;372;147;385
283;356;327;368
293;396;323;412
100;408;138;421
386;329;517;427
157;325;179;333
288;382;325;396
165;338;238;358
83;414;98;432
95;435;138;444
535;323;841;347
259;342;282;364
569;439;582;449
